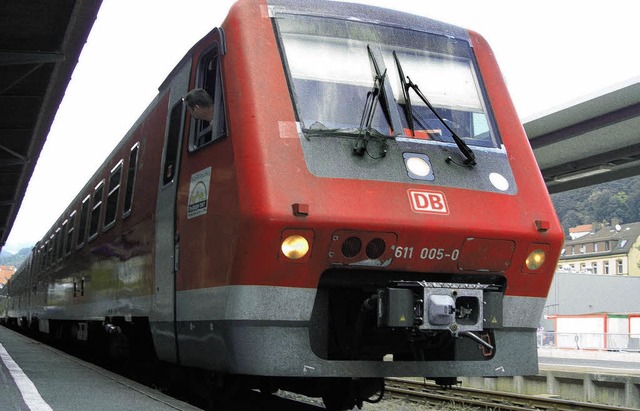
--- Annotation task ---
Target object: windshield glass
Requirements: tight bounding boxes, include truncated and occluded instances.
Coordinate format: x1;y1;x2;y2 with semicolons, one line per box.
387;49;490;142
282;32;391;134
277;15;500;148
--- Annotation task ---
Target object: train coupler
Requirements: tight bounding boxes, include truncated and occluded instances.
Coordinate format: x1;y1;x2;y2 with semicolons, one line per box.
376;281;492;349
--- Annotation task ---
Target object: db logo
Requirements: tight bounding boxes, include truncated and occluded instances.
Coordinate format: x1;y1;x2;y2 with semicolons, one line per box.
408;189;449;214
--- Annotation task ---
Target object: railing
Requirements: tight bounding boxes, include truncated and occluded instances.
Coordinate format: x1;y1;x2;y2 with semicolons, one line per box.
537;331;640;352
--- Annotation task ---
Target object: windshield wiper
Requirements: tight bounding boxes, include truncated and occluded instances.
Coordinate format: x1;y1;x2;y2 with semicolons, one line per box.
393;51;415;136
353;45;390;157
368;45;394;136
303;126;389;139
392;51;476;166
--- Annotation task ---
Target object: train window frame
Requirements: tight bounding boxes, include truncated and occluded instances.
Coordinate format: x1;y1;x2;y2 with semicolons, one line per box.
65;211;76;256
47;236;54;267
37;244;44;274
273;14;502;149
61;219;68;258
49;232;55;267
77;195;91;249
88;181;105;242
42;240;49;269
162;102;185;186
188;44;227;152
104;160;123;231
55;226;63;263
123;143;139;218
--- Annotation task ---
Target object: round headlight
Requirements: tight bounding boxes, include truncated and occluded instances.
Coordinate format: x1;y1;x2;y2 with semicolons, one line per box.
525;249;546;270
281;235;309;260
406;156;431;177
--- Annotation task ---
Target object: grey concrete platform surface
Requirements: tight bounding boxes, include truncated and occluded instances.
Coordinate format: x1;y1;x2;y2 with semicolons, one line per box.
0;326;201;411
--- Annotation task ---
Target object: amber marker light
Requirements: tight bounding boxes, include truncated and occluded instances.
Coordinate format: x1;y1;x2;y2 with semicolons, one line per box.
281;235;310;260
525;249;546;271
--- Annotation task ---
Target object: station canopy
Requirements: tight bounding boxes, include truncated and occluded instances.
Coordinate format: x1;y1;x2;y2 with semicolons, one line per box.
0;0;102;252
525;78;640;194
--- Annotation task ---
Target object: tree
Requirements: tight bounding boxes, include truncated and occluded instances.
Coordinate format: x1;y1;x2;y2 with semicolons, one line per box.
551;175;640;236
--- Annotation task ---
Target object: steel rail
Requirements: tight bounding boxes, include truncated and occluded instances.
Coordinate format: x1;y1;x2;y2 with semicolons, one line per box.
384;377;635;411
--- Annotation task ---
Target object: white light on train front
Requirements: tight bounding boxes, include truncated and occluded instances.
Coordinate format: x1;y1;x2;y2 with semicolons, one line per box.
281;235;309;260
406;156;430;177
403;153;434;181
525;249;546;270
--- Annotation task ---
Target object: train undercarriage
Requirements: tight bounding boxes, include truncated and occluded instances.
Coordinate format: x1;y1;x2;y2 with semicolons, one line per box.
2;269;523;410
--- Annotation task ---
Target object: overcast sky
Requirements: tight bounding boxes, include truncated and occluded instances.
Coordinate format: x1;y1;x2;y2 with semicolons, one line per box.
4;0;640;253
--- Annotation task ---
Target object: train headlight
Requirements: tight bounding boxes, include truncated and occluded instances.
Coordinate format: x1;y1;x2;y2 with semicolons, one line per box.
525;249;546;270
406;156;430;177
281;235;309;259
403;153;434;180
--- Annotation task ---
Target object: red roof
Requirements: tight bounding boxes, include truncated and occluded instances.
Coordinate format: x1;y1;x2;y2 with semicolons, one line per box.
0;266;15;285
569;224;593;233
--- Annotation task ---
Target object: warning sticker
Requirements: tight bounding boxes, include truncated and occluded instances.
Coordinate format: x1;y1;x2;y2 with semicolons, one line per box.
187;167;211;219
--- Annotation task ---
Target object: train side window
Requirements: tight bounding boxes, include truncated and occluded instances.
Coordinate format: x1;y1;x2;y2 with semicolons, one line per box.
89;181;105;240
37;244;45;273
77;195;91;248
65;211;76;256
189;45;227;151
43;240;49;268
123;143;139;217
163;103;184;186
31;245;39;274
55;227;63;263
47;236;54;267
61;220;68;258
104;161;123;230
50;233;56;266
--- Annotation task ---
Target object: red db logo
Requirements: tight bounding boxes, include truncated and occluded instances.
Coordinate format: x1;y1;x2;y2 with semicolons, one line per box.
408;189;449;214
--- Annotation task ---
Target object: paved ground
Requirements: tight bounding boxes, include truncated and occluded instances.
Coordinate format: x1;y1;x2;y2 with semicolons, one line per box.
538;347;640;374
0;326;200;411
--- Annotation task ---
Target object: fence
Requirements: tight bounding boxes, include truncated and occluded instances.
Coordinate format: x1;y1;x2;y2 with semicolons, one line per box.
537;331;640;351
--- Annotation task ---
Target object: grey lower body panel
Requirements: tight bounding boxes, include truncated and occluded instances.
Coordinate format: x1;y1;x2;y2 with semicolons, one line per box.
172;319;537;377
156;285;543;378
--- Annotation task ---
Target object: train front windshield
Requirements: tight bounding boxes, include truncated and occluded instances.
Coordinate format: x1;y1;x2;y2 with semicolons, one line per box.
276;15;500;149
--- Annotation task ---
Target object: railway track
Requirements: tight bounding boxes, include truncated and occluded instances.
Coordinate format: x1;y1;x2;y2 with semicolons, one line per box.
384;377;636;411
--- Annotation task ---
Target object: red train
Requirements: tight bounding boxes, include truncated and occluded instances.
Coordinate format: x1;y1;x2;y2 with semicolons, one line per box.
2;0;563;409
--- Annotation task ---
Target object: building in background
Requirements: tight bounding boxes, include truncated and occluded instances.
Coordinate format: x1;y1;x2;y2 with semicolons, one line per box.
546;313;640;351
558;222;640;276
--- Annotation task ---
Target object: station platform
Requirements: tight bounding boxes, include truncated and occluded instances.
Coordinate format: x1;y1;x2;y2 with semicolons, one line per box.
538;346;640;375
0;326;200;411
462;347;640;409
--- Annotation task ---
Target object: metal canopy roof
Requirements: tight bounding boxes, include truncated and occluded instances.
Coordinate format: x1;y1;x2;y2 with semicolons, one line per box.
525;78;640;194
0;0;102;252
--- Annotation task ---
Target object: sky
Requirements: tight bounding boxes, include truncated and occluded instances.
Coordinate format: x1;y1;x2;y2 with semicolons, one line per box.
4;0;640;253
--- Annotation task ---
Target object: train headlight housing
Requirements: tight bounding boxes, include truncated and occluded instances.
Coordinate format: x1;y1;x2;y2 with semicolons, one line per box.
525;249;546;270
403;153;434;180
281;235;309;259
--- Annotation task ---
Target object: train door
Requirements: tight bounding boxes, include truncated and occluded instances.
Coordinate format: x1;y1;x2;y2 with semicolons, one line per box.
152;85;189;363
173;30;228;368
